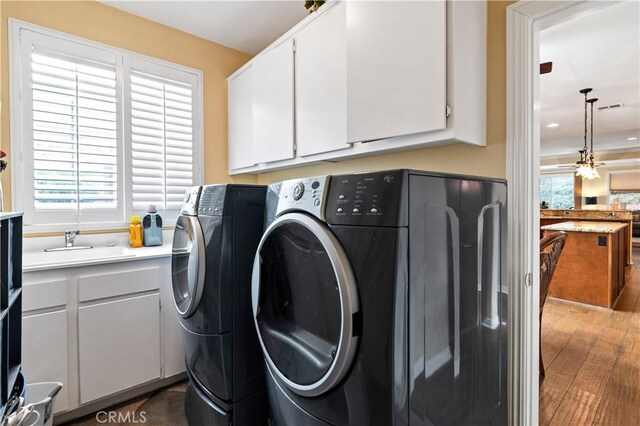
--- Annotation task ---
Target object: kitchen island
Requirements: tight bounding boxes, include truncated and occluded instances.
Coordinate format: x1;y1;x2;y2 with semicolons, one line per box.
540;209;633;265
541;221;628;309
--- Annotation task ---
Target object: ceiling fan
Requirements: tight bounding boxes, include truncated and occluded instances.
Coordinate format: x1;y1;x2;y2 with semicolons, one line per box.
552;88;606;178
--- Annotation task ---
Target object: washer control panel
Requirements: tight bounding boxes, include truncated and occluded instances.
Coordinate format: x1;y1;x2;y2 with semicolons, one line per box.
198;185;228;216
276;176;330;219
180;186;202;216
325;170;406;226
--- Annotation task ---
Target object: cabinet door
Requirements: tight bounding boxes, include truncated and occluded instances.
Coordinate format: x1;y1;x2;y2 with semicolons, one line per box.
252;39;295;163
22;310;69;413
78;293;160;403
228;65;255;171
295;3;348;156
347;1;447;143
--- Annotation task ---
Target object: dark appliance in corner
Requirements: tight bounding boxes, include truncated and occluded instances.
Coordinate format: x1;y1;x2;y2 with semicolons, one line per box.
172;185;267;425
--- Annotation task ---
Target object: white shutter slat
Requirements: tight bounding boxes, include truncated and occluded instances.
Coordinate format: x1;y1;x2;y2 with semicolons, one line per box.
166;139;193;149
133;185;165;194
34;160;77;172
165;131;191;141
166;146;192;157
31;73;76;92
33;110;76;125
33;89;76;106
34;131;75;143
166;170;193;179
165;154;193;165
33;150;76;162
165;108;192;120
130;69;195;214
78;127;116;139
34;141;75;153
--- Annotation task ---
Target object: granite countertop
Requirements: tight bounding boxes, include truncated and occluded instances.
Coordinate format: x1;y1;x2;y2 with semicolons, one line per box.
540;209;633;220
541;221;629;234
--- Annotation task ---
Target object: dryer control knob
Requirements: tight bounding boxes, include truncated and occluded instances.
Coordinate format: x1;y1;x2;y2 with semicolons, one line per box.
293;182;305;200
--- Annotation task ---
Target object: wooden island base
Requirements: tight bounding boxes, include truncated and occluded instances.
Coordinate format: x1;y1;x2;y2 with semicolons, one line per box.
542;221;627;309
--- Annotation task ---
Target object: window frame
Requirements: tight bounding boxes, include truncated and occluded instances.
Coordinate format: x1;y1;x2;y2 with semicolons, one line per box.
9;19;204;234
539;172;575;210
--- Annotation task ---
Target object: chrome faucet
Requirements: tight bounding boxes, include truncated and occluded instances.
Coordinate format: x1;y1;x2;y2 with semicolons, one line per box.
44;230;92;252
65;230;80;247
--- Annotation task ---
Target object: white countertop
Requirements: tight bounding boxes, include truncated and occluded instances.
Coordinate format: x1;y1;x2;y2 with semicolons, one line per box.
23;243;172;272
541;221;628;234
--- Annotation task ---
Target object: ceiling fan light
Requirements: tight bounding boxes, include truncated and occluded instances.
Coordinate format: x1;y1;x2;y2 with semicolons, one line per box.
575;164;590;178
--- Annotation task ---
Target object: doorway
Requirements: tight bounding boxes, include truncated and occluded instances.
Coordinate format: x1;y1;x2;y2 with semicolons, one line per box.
507;1;639;424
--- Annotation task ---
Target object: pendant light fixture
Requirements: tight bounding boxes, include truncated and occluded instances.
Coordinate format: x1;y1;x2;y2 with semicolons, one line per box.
575;88;600;180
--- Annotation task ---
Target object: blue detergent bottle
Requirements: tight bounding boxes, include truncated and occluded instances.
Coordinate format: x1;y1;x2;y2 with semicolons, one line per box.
142;204;163;246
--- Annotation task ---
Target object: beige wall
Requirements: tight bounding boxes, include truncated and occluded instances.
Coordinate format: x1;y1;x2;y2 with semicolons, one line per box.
0;0;255;211
256;0;515;185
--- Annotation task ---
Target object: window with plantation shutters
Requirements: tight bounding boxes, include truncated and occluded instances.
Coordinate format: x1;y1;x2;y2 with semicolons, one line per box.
130;68;195;214
31;48;118;212
12;22;203;230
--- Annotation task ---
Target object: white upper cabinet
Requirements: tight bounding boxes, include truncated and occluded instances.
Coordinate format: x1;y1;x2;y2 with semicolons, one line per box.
227;0;486;174
295;2;348;157
228;65;255;170
252;39;295;164
346;1;447;143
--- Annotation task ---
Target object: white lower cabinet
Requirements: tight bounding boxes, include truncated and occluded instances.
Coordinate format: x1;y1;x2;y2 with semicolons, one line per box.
78;293;161;403
22;256;183;416
22;310;69;412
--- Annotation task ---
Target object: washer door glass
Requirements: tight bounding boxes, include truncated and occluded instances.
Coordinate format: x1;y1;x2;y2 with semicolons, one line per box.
172;215;205;318
253;213;359;396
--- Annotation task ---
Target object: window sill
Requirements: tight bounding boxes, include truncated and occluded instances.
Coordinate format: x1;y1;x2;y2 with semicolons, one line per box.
23;220;177;236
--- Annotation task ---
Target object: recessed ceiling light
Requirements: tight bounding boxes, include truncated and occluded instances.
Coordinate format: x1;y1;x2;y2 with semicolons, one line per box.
627;137;638;141
547;123;560;128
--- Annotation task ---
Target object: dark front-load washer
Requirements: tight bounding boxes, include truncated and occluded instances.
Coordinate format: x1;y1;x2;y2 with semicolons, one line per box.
252;170;508;425
172;184;267;425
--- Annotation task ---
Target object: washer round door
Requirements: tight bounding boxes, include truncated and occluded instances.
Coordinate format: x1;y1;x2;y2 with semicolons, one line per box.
172;215;206;318
252;212;359;397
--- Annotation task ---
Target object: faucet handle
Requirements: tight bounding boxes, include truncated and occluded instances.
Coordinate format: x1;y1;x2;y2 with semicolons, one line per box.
66;230;80;237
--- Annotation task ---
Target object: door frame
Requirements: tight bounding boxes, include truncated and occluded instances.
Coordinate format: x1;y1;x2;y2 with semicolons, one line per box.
506;1;621;424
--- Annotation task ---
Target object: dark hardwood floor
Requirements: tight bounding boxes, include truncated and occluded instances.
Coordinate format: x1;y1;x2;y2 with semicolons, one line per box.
540;248;640;425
